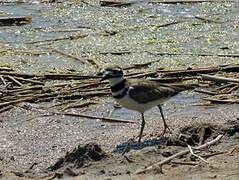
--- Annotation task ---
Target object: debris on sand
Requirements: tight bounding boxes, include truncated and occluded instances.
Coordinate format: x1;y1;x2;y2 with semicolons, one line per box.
48;142;107;172
167;120;239;147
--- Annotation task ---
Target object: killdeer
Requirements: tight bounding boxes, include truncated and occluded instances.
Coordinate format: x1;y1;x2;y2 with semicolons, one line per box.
100;65;195;142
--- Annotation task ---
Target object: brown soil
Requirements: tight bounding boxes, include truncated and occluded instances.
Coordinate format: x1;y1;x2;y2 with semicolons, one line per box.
1;104;238;180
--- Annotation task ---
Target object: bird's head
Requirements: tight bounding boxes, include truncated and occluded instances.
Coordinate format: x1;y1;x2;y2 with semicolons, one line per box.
100;65;124;85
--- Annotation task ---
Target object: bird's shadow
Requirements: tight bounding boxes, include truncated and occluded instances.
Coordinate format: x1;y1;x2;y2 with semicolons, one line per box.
112;137;168;154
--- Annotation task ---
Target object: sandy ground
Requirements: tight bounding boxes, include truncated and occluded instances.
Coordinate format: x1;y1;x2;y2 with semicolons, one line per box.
0;93;238;179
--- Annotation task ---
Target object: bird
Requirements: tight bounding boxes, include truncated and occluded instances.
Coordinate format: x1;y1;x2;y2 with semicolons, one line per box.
100;65;195;142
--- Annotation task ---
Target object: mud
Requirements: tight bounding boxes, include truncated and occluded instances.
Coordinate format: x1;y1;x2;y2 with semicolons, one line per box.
0;0;239;179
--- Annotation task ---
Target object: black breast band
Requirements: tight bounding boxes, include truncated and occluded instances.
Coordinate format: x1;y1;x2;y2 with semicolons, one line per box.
113;87;129;99
110;79;126;93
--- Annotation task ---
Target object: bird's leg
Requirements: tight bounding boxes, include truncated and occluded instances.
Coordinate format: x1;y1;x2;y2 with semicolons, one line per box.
157;105;172;136
138;113;145;142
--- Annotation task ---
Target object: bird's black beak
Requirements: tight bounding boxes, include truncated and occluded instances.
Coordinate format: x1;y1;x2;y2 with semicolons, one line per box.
100;73;110;82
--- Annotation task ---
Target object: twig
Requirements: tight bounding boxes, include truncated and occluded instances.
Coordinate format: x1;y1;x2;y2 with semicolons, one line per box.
221;85;239;94
0;67;13;71
187;144;209;163
0;105;14;114
0;16;32;26
160;64;239;77
200;74;239;84
10;76;44;85
28;108;136;124
0;71;41;78
6;76;24;86
99;0;133;7
171;161;198;166
128;71;158;78
194;15;223;23
201;151;225;158
51;48;87;64
135;134;223;174
152;52;239;58
203;98;239;104
216;83;236;90
25;33;89;44
149;0;236;4
0;76;7;86
194;89;218;95
0;97;34;108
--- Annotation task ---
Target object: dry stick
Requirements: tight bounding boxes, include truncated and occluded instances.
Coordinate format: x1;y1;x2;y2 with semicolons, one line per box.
0;105;14;114
151;51;239;58
27;107;136;124
194;15;223;23
171;161;198;166
25;33;89;44
42;74;100;80
187;144;209;164
7;76;23;86
0;71;41;78
149;0;236;4
200;74;239;84
123;62;154;70
0;16;32;26
216;83;236;90
201;151;225;158
9;76;44;85
160;64;239;77
0;67;13;71
78;87;109;92
0;97;34;108
51;48;86;64
194;89;218;95
129;71;158;78
4;85;43;93
44;26;97;32
0;76;7;86
135;134;223;174
52;48;100;68
203;98;239;104
222;85;239;94
60;112;135;124
99;0;133;7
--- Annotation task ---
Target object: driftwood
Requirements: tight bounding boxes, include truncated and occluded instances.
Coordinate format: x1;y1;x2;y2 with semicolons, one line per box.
135;134;223;174
160;64;239;77
200;74;239;84
0;16;32;26
0;64;238;111
194;15;223;23
99;0;132;7
151;52;239;58
203;98;239;104
24;106;136;124
0;67;13;71
99;0;231;7
149;0;235;4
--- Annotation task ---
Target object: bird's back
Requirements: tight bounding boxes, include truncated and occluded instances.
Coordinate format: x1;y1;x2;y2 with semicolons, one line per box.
128;79;196;104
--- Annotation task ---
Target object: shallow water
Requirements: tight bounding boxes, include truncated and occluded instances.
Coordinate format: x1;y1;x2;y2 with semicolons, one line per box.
0;1;238;73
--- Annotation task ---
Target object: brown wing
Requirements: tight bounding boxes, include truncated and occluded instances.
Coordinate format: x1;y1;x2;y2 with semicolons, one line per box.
128;81;178;104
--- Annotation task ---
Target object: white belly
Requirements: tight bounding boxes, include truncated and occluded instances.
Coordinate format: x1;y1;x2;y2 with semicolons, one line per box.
114;94;166;113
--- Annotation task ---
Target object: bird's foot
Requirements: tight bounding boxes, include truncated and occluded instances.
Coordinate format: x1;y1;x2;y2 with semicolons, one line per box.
156;125;173;138
121;137;138;155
